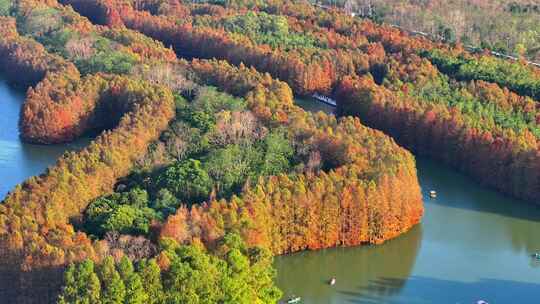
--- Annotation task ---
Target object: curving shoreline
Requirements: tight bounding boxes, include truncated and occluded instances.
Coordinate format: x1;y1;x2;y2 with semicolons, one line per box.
0;1;424;302
61;0;540;203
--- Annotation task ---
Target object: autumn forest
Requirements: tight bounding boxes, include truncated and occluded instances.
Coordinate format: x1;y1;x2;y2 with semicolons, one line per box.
0;0;539;303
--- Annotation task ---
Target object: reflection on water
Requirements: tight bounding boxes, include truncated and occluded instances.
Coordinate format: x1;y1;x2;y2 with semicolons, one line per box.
413;158;540;286
0;82;537;302
0;80;89;199
277;98;540;304
275;222;422;304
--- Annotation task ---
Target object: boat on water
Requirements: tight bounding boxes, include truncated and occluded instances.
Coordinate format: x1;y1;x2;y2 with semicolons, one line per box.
532;252;540;260
329;277;336;286
429;190;437;198
286;296;301;303
312;93;337;107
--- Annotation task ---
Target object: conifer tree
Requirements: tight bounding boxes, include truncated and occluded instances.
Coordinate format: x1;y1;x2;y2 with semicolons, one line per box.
118;256;149;304
58;261;102;304
138;259;164;304
99;257;126;304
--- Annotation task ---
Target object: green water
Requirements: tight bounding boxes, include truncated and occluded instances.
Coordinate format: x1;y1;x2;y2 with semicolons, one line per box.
295;97;335;114
1;83;539;303
278;99;540;303
0;80;89;199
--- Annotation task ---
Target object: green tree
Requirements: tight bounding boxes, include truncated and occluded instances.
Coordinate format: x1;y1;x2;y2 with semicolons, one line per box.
84;196;116;235
217;233;282;304
18;7;63;37
77;51;137;75
193;87;246;113
188;110;216;132
58;261;102;304
0;0;11;16
99;257;126;304
101;205;142;234
258;130;293;177
159;159;213;203
247;247;282;303
57;236;282;304
204;144;256;197
164;245;221;304
118;257;148;304
121;188;149;209
221;249;252;304
152;189;179;216
138;259;164;304
84;188;157;236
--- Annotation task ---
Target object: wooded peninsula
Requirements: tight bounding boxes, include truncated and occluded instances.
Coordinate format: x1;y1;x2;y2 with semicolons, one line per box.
0;0;538;303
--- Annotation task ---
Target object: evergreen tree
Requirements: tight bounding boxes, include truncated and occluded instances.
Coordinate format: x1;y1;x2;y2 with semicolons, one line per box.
58;260;102;304
138;259;164;304
118;256;148;304
99;257;126;304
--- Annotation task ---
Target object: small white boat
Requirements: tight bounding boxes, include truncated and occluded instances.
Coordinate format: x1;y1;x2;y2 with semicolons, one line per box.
429;190;437;198
329;277;336;286
286;296;301;304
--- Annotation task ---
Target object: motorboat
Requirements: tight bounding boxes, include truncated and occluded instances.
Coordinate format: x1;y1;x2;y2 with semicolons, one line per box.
286;296;301;303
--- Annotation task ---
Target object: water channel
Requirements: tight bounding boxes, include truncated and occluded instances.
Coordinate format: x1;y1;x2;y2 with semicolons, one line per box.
275;98;540;303
0;80;89;199
1;84;539;303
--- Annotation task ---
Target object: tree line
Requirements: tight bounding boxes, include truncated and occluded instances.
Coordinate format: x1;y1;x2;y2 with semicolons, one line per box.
58;234;281;304
64;0;540;202
0;0;424;302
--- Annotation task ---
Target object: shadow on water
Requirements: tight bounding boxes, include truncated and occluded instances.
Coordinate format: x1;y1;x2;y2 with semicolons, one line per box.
416;157;540;222
418;157;540;256
17;137;91;178
275;225;423;304
276;156;540;303
287;95;540;303
341;276;540;304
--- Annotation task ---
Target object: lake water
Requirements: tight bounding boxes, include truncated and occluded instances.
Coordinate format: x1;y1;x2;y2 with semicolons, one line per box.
295;97;335;115
277;99;540;303
1;84;539;303
0;80;89;199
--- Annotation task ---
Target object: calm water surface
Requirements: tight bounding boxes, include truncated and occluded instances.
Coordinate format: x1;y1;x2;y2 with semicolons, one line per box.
277;99;540;303
0;80;89;199
1;85;539;303
295;97;335;114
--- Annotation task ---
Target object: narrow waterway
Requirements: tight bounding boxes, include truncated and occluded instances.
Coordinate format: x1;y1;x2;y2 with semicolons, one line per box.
0;80;89;199
2;83;540;303
276;99;540;303
294;97;335;115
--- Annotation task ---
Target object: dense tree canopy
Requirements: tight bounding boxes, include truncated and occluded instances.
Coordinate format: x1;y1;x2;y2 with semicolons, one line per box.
0;1;424;302
324;0;540;62
61;0;540;202
8;0;540;302
58;234;282;304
